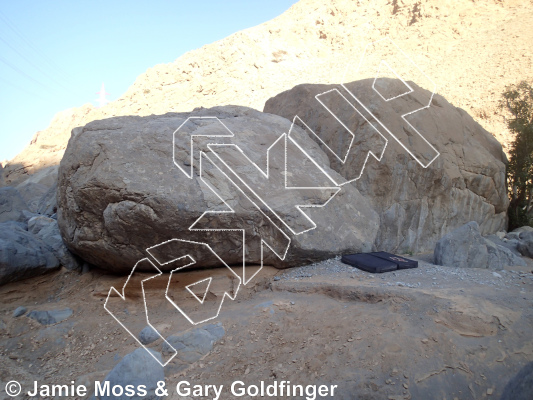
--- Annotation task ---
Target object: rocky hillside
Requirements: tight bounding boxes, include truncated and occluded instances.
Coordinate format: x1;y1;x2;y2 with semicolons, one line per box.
2;0;533;186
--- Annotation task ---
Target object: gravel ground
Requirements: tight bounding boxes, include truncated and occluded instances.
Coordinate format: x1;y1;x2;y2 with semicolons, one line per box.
277;253;533;293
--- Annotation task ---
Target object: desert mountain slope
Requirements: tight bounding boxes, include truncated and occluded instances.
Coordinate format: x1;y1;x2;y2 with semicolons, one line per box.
3;0;532;186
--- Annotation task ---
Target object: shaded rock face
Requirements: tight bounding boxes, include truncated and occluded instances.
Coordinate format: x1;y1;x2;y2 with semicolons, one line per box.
58;106;379;273
15;182;49;213
28;216;81;271
264;79;508;253
0;210;80;285
434;221;525;270
92;348;164;400
0;187;29;223
36;182;58;216
485;233;522;257
0;221;60;285
500;361;533;400
0;182;56;226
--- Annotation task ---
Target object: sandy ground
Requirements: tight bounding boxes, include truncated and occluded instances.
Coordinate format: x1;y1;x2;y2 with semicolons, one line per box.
1;254;533;400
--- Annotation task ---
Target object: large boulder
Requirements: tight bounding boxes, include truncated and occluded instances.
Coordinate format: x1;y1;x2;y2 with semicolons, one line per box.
57;106;379;273
434;221;526;270
264;79;508;253
0;221;60;285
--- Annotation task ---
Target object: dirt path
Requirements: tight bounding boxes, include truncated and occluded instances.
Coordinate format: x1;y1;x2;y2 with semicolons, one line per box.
1;255;532;399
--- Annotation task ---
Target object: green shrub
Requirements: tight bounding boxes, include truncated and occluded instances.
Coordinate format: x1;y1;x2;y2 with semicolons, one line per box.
500;81;533;230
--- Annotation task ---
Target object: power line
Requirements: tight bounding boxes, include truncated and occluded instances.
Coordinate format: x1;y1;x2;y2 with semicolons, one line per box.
0;10;75;83
0;75;47;100
0;54;56;92
0;35;74;93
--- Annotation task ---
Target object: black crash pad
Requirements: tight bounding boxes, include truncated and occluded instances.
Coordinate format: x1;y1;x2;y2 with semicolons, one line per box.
341;253;397;273
341;252;418;273
370;251;418;269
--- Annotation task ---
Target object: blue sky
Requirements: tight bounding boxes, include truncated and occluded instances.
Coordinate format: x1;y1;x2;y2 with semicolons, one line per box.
0;0;297;162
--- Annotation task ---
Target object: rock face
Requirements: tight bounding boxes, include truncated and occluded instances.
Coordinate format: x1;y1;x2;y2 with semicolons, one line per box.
0;183;56;225
28;216;81;271
36;182;58;216
0;221;60;285
57;106;379;273
0;186;78;285
15;182;49;213
434;221;525;270
0;187;29;223
264;80;508;253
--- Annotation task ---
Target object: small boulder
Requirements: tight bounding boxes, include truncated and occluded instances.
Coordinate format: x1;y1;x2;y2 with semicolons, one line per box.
27;308;72;325
517;231;533;258
13;306;27;317
93;348;164;400
485;240;526;269
139;326;160;345
485;234;522;257
0;221;60;285
434;221;526;270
